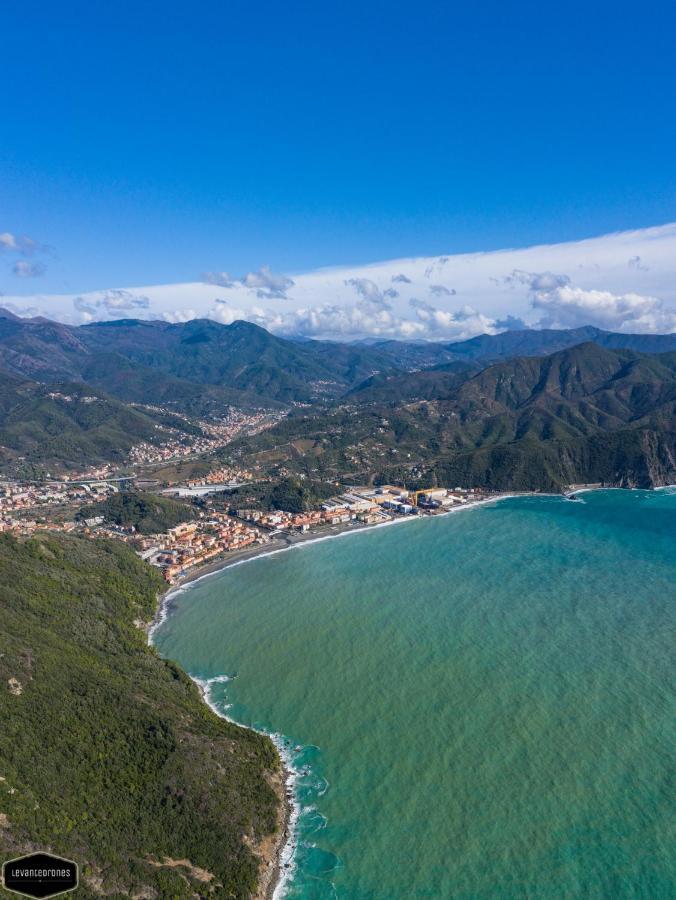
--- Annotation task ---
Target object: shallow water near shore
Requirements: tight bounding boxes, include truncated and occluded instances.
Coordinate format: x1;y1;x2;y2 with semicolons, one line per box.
153;490;676;898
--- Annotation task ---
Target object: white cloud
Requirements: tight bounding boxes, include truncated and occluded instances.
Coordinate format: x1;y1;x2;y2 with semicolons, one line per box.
500;267;676;332
5;222;676;338
162;308;199;323
2;231;50;277
202;265;294;297
209;299;256;326
503;269;571;291
242;265;294;299
0;233;20;252
0;232;43;255
104;290;150;311
205;294;428;339
409;297;498;338
345;277;392;310
532;282;676;333
13;260;46;278
0;300;44;318
273;303;427;339
202;271;236;287
73;289;150;318
230;296;498;341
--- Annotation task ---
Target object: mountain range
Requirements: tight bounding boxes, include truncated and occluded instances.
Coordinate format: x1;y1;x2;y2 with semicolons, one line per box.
226;343;676;490
2;308;676;410
0;308;674;485
0;310;395;409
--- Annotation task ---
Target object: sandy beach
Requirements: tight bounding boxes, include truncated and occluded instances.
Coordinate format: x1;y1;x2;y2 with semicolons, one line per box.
165;493;525;596
176;516;379;587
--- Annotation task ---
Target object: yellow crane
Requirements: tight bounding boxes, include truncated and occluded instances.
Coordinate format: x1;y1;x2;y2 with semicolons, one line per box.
409;488;437;506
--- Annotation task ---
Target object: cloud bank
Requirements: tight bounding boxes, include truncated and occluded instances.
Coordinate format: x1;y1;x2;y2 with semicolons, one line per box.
3;222;676;340
202;265;294;298
73;289;151;321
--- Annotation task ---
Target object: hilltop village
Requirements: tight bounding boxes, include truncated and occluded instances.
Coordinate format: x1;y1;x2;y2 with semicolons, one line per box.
0;464;492;584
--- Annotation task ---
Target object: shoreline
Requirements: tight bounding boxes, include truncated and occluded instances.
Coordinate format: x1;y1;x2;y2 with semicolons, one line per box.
162;491;527;598
149;485;645;897
147;619;296;900
147;491;524;898
189;675;296;900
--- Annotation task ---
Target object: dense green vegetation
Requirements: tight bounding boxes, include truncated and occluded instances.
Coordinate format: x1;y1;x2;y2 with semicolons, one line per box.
4;308;674;413
346;360;480;403
227;344;676;490
78;490;197;534
0;533;280;898
0;370;199;474
0;312;402;407
80;319;414;404
80;352;283;415
1;308;675;488
223;477;337;513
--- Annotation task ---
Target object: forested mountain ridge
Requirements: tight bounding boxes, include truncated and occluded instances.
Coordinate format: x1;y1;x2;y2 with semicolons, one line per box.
1;307;674;487
225;344;676;491
0;312;397;407
355;325;676;369
0;370;200;473
1;308;675;410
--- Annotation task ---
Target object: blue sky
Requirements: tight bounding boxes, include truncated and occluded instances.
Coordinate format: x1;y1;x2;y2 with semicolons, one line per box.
2;0;676;336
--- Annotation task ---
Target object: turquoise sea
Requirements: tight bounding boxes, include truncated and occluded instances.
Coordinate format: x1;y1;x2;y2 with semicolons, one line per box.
152;490;676;899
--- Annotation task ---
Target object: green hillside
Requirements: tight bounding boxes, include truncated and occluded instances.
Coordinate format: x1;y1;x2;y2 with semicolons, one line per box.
224;477;336;513
0;372;199;473
0;533;281;898
0;312;400;407
4;309;674;414
78;318;397;403
79;353;279;415
78;490;197;534
225;344;676;490
346;360;480;403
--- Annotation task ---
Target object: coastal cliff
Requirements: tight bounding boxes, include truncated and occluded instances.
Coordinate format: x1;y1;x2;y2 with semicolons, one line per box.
431;428;676;492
